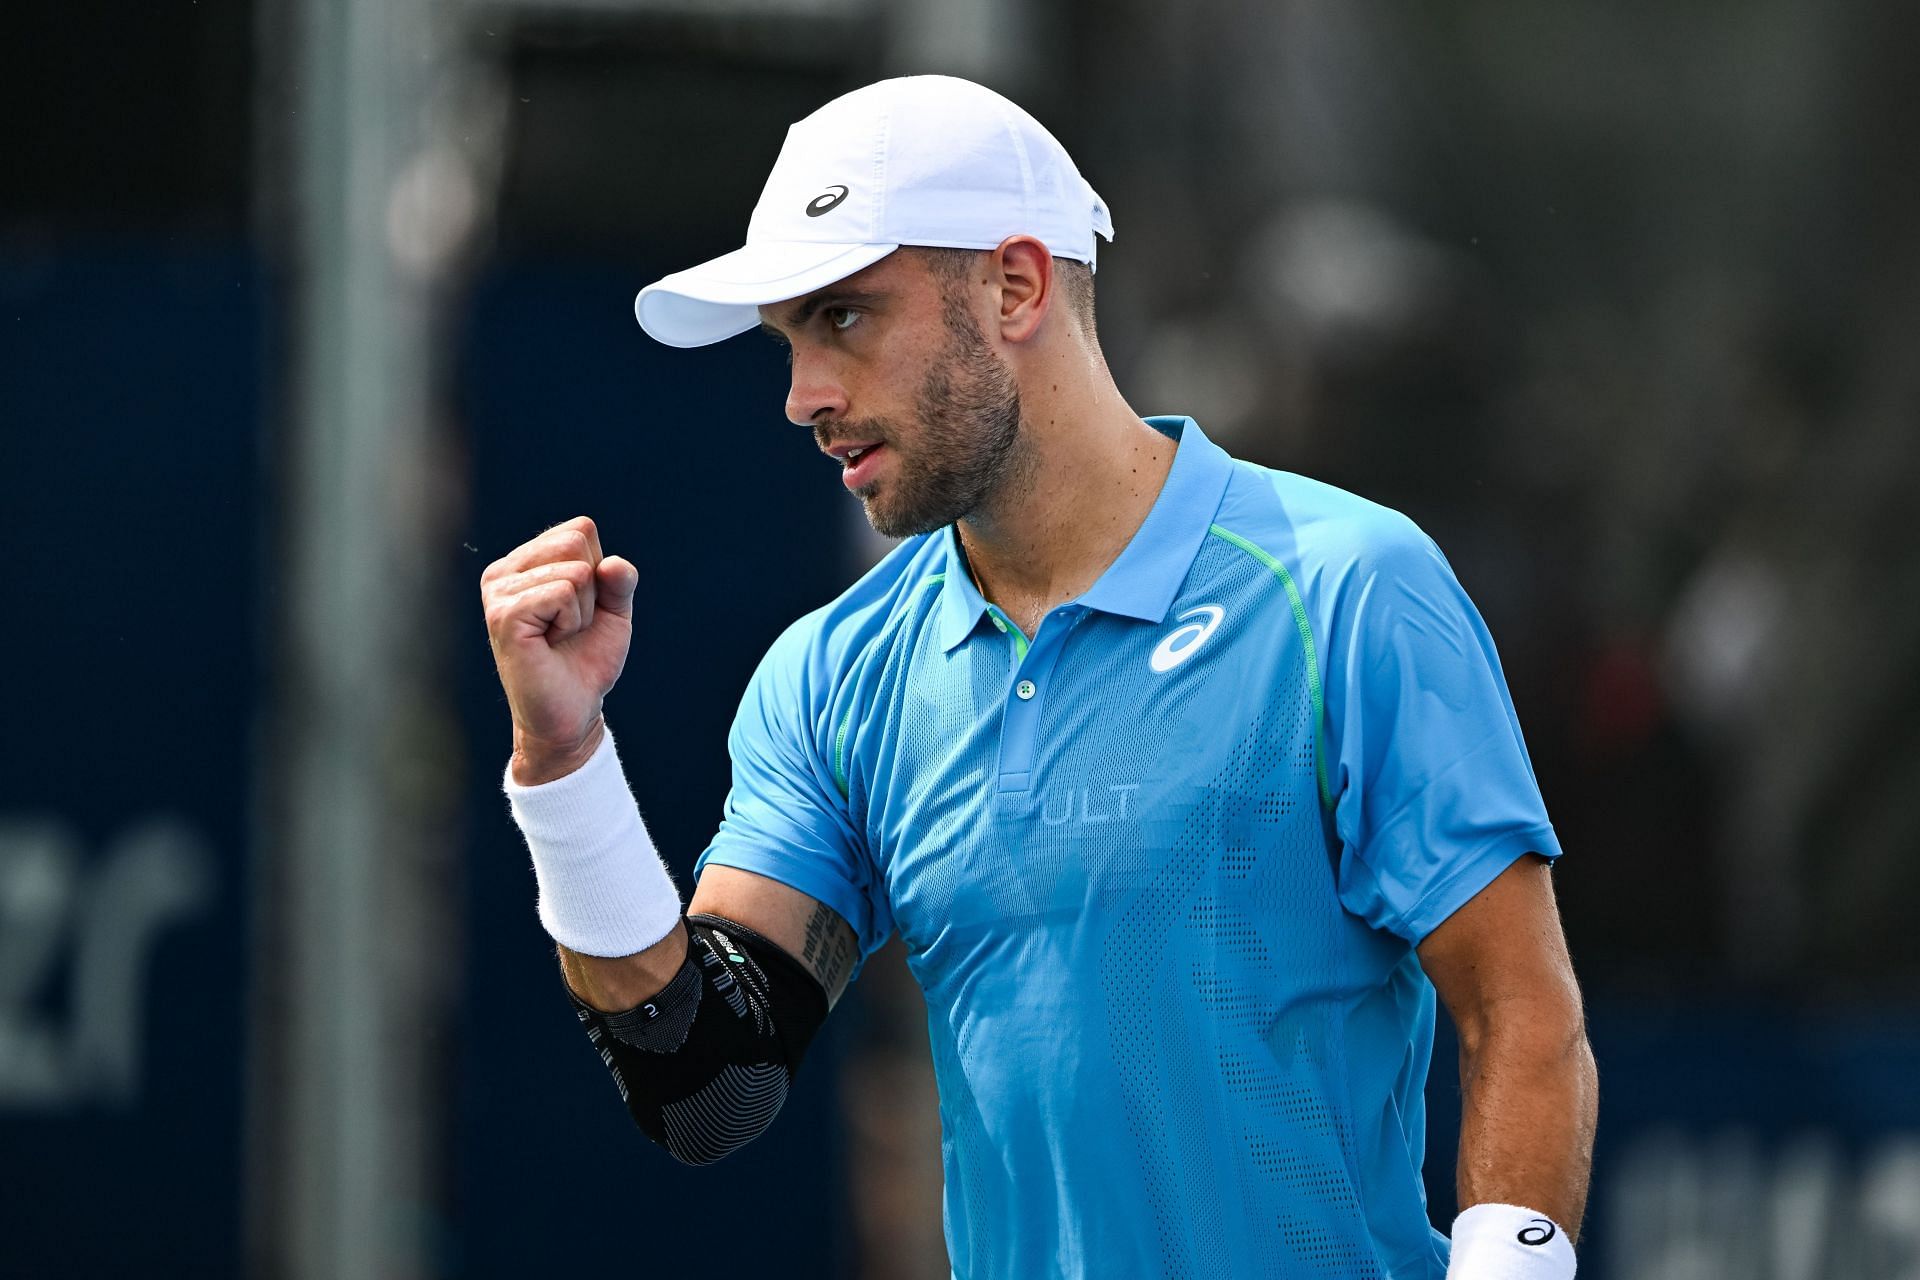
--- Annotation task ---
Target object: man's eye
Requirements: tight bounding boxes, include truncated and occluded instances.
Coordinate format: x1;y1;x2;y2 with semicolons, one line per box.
826;307;860;332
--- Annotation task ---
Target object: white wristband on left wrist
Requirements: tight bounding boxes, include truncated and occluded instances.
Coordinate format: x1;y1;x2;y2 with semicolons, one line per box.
1446;1203;1576;1278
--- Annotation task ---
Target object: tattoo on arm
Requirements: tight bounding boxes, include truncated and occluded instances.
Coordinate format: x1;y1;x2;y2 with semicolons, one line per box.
798;901;856;999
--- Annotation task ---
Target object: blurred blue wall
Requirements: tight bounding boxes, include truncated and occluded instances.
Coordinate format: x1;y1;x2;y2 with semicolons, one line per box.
1425;1004;1920;1276
0;245;264;1277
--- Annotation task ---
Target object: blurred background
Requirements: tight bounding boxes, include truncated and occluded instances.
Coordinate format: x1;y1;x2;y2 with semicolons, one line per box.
3;0;1916;1276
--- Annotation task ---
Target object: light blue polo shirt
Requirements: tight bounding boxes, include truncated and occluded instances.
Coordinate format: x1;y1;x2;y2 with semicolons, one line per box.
696;416;1561;1279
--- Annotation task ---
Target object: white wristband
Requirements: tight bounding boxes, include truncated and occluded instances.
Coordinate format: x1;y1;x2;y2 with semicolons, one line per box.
1446;1203;1576;1279
502;726;682;957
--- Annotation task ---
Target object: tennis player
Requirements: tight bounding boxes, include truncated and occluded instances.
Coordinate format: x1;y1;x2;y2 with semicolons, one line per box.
484;75;1597;1279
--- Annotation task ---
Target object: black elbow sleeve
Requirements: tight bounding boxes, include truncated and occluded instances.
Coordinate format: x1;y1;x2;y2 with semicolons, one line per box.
570;914;829;1166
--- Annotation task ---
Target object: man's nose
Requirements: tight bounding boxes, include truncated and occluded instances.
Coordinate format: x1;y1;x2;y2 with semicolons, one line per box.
785;348;849;427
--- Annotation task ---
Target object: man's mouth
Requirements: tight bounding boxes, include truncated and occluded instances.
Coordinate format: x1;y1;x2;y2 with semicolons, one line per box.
824;436;884;461
839;441;886;489
819;432;890;490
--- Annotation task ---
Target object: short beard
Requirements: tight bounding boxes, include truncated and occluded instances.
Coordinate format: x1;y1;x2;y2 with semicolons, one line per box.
845;294;1027;539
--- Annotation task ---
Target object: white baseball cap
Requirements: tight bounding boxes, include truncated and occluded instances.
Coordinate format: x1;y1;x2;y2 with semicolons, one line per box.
634;75;1114;348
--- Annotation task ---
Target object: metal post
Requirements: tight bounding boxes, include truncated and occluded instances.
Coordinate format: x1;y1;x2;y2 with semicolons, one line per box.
253;0;493;1272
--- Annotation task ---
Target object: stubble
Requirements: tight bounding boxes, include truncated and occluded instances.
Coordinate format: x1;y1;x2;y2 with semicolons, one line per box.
848;293;1030;539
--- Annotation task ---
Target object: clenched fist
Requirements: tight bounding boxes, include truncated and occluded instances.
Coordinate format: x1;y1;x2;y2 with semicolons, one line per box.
481;515;640;785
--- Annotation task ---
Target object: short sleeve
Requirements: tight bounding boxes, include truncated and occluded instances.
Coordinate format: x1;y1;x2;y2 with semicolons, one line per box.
694;620;894;963
1323;518;1561;943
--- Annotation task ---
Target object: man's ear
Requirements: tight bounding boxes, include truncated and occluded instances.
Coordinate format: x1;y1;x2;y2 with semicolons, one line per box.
991;235;1055;344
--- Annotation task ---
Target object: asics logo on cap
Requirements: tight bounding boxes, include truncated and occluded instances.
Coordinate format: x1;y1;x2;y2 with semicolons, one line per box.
805;184;850;217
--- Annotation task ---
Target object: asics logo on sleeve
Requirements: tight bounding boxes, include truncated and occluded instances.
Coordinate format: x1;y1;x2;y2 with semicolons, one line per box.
1149;605;1225;673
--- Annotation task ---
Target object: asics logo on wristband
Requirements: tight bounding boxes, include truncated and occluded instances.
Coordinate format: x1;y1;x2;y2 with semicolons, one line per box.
1517;1220;1557;1246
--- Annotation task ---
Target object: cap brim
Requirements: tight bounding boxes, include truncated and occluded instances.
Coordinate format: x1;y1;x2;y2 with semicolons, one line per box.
634;240;901;348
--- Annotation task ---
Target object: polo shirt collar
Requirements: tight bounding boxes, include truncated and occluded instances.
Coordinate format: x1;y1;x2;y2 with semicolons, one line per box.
936;415;1234;651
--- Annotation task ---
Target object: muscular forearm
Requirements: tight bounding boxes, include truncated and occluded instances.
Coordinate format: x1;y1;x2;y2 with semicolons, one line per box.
1454;1005;1599;1240
484;518;841;1166
558;922;690;1012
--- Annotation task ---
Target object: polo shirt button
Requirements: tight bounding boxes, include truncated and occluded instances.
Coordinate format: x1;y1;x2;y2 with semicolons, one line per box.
1015;679;1037;700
